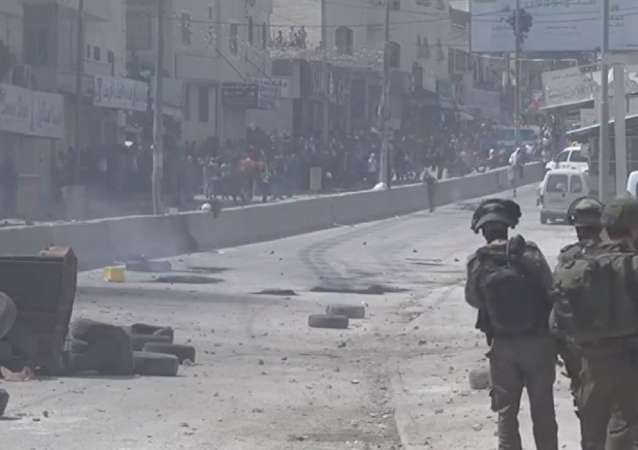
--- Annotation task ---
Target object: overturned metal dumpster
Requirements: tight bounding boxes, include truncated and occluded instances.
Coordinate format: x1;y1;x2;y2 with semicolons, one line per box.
0;247;77;374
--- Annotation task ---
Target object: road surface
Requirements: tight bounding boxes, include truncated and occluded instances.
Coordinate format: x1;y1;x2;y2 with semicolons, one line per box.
1;185;581;450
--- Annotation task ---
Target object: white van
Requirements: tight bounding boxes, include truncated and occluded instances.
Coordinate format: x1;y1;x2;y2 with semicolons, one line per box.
545;146;590;173
626;171;638;199
539;169;591;224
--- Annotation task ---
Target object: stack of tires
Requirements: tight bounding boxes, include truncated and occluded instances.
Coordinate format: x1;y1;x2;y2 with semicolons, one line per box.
67;320;196;377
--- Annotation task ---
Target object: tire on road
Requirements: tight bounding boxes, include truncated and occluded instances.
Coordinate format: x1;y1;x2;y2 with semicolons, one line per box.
325;304;366;319
130;333;172;351
469;368;491;390
308;314;349;330
133;351;179;377
71;319;120;342
67;327;134;376
142;343;195;363
67;338;89;354
130;324;175;341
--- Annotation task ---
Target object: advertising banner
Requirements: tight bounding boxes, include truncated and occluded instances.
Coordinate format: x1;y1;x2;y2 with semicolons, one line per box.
0;84;64;139
471;0;638;52
93;75;149;112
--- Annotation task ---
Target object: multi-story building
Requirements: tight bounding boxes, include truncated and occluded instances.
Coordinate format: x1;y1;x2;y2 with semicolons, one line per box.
321;0;454;135
126;0;274;148
0;0;68;218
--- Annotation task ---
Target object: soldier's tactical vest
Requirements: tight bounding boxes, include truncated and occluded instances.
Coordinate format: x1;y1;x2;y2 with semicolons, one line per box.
553;244;638;344
478;244;542;335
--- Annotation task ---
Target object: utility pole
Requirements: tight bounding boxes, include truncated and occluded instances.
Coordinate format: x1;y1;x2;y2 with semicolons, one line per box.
513;0;521;152
614;63;627;196
74;0;84;183
152;0;165;214
599;0;610;201
321;0;329;144
376;0;391;189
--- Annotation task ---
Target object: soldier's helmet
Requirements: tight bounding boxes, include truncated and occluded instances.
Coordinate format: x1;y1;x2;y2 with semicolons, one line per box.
471;199;521;234
567;197;603;227
602;197;638;230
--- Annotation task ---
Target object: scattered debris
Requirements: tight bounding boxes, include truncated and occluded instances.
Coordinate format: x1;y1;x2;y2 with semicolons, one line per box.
472;423;483;432
326;304;366;319
468;368;491;391
310;285;408;296
187;266;228;274
258;359;265;366
337;341;347;349
154;275;222;285
308;314;349;330
253;289;298;296
143;343;196;364
351;379;361;385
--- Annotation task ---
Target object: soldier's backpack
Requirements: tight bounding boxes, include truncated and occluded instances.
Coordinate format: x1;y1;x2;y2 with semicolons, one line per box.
478;241;540;335
553;246;638;344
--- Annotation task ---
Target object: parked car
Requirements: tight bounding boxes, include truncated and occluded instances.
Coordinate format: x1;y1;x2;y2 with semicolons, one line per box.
626;171;638;198
545;146;590;173
539;168;591;224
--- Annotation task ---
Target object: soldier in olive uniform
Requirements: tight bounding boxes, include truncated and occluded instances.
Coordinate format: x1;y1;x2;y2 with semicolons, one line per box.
551;197;604;393
466;199;558;450
554;197;638;450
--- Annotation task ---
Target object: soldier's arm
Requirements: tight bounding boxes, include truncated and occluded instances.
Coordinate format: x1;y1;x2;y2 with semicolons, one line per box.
465;256;482;309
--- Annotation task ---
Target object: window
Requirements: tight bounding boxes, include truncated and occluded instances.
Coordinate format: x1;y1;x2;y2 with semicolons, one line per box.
391;0;401;10
248;17;254;45
26;29;49;65
557;151;569;162
262;23;268;49
181;13;192;45
335;26;353;55
127;10;152;50
387;41;400;68
86;44;92;59
546;174;568;193
198;86;209;123
570;151;589;163
229;24;239;55
570;176;584;194
184;84;191;121
93;46;101;61
208;6;214;20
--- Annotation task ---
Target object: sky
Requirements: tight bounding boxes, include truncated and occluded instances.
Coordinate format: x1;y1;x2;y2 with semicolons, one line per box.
272;0;321;47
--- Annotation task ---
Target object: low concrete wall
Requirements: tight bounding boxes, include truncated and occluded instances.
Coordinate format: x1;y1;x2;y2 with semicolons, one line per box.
0;163;544;269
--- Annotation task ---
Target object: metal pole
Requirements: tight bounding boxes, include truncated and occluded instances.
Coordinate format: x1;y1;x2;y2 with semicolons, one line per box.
74;0;84;183
614;63;627;196
152;0;165;214
514;0;521;151
377;0;391;189
321;0;329;143
599;0;610;201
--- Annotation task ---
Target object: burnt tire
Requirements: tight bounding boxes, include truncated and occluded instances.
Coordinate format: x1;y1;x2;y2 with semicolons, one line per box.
133;351;179;377
325;304;366;319
66;338;89;354
469;368;491;390
71;319;120;343
308;314;349;330
130;333;172;351
67;326;134;376
142;343;195;363
130;324;175;341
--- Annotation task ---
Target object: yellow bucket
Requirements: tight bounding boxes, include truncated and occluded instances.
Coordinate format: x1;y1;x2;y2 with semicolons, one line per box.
103;266;125;283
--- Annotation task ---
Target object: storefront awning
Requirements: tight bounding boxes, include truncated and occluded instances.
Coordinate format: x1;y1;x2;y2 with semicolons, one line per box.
566;113;638;140
539;98;594;112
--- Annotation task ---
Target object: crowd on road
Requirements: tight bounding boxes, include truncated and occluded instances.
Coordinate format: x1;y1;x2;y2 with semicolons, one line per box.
466;196;638;450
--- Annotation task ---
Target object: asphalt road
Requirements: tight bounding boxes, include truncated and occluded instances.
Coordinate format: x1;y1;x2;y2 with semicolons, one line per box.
1;185;581;450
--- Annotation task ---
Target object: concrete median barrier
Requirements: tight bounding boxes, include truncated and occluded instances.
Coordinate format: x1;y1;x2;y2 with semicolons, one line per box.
0;163;544;269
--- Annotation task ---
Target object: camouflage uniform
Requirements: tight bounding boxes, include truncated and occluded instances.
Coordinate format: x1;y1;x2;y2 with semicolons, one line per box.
466;199;558;450
563;198;638;450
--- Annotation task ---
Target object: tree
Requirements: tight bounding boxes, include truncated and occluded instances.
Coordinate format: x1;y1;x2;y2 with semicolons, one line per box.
506;8;533;46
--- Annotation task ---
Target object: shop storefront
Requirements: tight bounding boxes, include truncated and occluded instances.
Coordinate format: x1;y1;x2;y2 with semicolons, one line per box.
0;83;65;218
